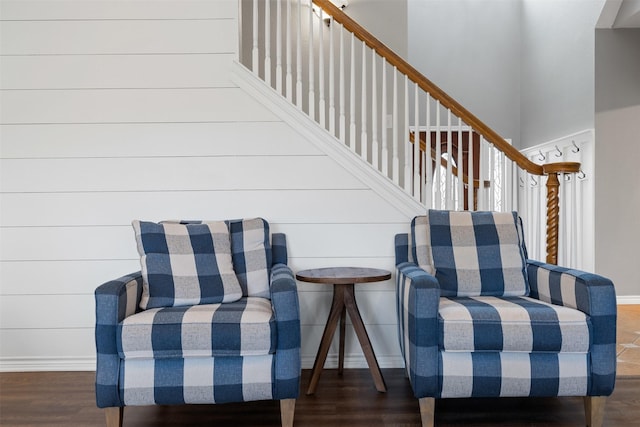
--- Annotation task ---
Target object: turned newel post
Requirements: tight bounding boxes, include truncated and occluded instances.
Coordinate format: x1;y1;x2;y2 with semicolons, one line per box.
545;171;561;265
542;162;580;265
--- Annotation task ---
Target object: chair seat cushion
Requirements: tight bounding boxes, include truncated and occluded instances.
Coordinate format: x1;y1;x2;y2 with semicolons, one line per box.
118;297;276;359
438;296;590;352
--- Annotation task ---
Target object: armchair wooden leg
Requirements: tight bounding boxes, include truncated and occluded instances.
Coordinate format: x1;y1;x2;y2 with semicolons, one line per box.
584;396;607;427
105;407;123;427
280;398;296;427
419;397;435;427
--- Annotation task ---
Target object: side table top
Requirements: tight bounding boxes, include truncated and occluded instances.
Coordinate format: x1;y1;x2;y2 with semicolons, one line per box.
295;267;391;285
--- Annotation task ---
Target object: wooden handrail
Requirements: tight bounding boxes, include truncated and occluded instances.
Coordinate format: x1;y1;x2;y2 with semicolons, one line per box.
313;0;579;178
408;132;490;189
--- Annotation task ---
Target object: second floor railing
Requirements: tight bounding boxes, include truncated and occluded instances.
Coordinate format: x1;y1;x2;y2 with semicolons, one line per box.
239;0;580;264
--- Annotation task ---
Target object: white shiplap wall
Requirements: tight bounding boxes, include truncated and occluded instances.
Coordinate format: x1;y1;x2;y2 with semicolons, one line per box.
0;0;420;371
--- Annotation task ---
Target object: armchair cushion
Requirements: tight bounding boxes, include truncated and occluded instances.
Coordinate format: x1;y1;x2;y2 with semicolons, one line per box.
118;297;275;359
133;220;242;309
439;296;590;352
227;218;271;298
164;218;272;298
413;210;529;297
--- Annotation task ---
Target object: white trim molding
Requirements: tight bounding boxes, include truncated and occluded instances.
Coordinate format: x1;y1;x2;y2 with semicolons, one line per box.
0;357;96;372
617;296;640;305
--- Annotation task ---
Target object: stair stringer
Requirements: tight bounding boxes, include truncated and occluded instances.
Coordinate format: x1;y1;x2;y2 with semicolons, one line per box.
231;61;425;218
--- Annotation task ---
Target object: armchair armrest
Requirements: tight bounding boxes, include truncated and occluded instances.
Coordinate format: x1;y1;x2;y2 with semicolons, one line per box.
527;260;617;396
270;263;301;399
95;271;143;407
396;262;440;398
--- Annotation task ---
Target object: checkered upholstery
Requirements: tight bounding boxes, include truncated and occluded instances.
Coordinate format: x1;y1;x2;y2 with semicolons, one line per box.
412;210;529;297
439;296;590;352
118;297;276;359
133;220;243;309
395;212;617;401
439;352;589;398
162;218;272;298
95;225;300;410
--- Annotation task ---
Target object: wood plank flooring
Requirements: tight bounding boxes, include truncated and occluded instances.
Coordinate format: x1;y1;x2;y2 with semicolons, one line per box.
2;306;638;426
1;369;639;427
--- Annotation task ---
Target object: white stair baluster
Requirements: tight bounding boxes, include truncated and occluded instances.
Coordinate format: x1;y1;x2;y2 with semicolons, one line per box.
276;0;282;94
434;101;441;209
457;120;464;211
371;50;379;171
252;0;259;75
381;58;388;177
285;0;292;101
296;0;302;109
467;128;474;210
265;0;271;86
413;83;420;200
308;2;315;120
445;109;453;210
339;24;346;142
425;95;432;207
404;75;410;192
349;33;356;151
318;8;325;129
361;41;368;162
392;67;399;184
329;16;335;136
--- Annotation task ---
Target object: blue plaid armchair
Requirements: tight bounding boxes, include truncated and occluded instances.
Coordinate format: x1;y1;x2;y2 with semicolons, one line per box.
395;210;616;427
95;218;301;427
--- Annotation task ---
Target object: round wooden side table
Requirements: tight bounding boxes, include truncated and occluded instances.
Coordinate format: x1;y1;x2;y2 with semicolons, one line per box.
295;266;391;395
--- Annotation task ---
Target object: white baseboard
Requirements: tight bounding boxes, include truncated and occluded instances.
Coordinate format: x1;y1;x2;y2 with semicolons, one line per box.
617;296;640;305
302;354;404;370
0;357;96;372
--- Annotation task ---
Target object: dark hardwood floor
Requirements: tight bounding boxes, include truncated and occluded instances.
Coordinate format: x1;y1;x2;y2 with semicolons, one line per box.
1;369;639;426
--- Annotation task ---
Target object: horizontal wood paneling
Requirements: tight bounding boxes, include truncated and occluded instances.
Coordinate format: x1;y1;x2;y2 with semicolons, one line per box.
0;257;397;295
0;88;278;124
0;226;137;261
0;0;237;20
280;223;403;259
0;260;140;295
0;19;237;55
0;329;96;359
1;54;236;89
0;190;404;226
0;122;322;158
0;0;415;371
1;223;402;261
0;156;365;192
0;295;94;329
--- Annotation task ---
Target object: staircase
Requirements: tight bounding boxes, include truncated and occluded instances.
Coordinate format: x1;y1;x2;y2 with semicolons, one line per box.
238;0;581;265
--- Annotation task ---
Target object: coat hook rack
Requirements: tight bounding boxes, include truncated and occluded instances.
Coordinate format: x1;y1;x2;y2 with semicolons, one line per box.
538;150;545;161
571;140;580;153
554;145;563;157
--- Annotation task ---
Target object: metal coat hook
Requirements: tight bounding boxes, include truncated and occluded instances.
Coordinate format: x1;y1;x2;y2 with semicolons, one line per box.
538;150;545;161
519;177;525;187
578;170;586;179
571;140;580;153
531;176;538;186
554;145;563;157
565;174;572;181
